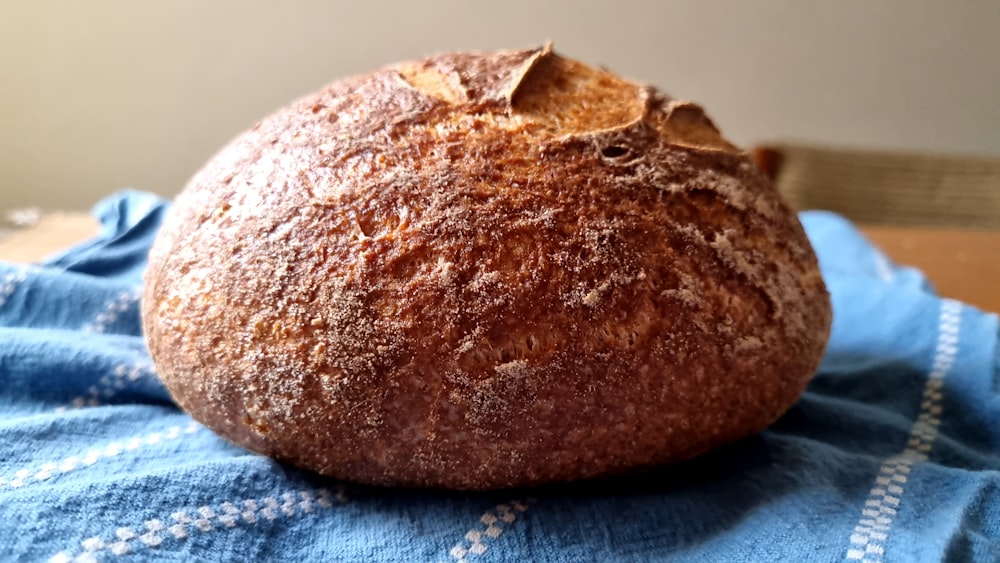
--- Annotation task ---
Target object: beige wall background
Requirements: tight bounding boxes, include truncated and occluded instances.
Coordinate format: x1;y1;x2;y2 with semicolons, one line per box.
1;0;998;210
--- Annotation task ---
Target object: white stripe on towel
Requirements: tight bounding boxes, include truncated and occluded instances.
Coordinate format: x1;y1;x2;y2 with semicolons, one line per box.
56;360;157;412
872;252;895;283
0;421;201;490
0;268;27;307
844;299;962;563
83;290;141;333
49;485;347;562
448;498;535;562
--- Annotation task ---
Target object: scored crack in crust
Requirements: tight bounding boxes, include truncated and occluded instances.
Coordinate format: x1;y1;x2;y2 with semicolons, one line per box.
142;44;832;490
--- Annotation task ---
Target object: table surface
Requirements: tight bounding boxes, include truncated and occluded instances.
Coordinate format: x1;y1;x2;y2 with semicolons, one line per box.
862;226;999;314
1;214;997;314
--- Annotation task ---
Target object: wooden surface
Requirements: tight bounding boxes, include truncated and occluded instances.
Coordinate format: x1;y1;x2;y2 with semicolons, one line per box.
0;213;99;263
861;226;1000;314
0;214;997;314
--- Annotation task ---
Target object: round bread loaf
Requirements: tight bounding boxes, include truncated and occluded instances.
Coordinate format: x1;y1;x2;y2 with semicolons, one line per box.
142;45;832;490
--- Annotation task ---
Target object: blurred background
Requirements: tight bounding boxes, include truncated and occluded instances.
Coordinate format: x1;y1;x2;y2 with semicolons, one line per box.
1;0;998;210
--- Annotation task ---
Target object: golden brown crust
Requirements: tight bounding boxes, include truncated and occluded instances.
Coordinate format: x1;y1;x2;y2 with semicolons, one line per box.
142;45;831;490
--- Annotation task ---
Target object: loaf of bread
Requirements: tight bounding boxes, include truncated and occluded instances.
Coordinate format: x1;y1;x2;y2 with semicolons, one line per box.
142;44;831;490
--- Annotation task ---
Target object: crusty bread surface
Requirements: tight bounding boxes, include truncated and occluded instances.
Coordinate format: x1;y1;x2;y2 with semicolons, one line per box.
142;45;832;490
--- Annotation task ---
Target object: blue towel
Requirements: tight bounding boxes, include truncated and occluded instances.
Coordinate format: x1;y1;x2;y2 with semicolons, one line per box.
2;191;998;562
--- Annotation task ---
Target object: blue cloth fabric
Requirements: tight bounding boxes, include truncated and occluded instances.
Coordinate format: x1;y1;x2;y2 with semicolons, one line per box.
2;191;998;562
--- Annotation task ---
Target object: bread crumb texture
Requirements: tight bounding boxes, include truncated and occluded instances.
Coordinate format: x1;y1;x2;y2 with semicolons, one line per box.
142;45;831;490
